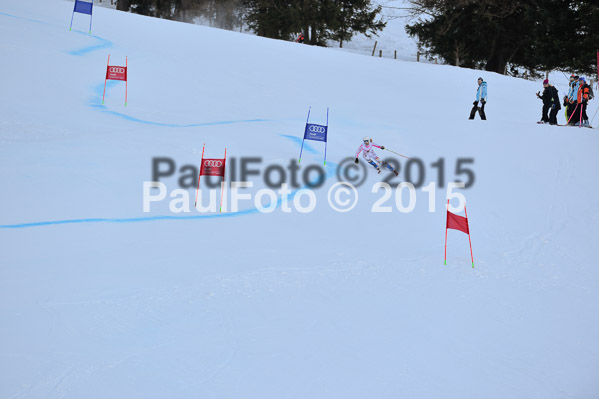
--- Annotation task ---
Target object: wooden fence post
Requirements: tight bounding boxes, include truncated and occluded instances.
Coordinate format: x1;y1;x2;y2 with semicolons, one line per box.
371;41;377;56
417;51;420;62
379;50;382;58
394;50;397;59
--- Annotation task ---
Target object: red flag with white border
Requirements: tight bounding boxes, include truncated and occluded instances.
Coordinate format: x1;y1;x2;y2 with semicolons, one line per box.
106;65;127;81
200;158;226;177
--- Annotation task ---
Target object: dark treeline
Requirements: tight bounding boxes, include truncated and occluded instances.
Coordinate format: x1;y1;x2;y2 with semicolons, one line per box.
115;0;598;75
116;0;244;30
405;0;599;75
244;0;385;47
115;0;385;46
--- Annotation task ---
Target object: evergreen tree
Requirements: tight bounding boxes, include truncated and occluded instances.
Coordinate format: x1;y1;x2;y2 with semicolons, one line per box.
329;0;385;48
244;0;300;40
117;0;245;30
405;0;599;75
244;0;384;46
116;0;130;11
405;0;537;74
532;0;599;75
116;0;172;17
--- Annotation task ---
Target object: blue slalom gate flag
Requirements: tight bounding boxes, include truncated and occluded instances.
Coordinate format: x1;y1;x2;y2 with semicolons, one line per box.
70;0;94;34
299;107;329;165
74;0;93;14
304;123;327;142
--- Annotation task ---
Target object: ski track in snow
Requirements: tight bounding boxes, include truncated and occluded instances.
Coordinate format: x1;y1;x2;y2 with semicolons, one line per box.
68;31;112;56
0;11;47;25
278;134;318;154
91;81;277;127
0;160;337;229
0;114;325;228
0;10;110;57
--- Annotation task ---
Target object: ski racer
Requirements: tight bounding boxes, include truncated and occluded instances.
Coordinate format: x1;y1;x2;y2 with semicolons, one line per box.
354;136;398;176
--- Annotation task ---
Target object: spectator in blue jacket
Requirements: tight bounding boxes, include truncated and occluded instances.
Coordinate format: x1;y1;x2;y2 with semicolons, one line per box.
563;74;579;123
469;77;487;120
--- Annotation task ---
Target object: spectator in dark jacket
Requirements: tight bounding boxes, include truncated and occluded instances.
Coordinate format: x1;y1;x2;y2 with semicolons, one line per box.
577;77;590;127
536;79;560;125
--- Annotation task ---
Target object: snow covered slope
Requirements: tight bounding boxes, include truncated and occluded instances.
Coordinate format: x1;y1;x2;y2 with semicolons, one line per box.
1;1;599;398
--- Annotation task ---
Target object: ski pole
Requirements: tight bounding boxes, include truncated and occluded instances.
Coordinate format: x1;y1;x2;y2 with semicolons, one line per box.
566;103;579;125
590;105;599;125
384;148;413;160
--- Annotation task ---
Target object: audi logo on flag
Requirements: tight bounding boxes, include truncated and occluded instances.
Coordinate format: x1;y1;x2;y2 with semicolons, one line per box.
204;160;223;167
109;67;126;74
309;125;326;134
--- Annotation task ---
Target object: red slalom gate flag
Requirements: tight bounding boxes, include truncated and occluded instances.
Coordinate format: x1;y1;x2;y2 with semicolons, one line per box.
102;54;128;106
195;144;227;212
444;199;474;268
200;158;226;177
447;211;469;234
106;65;127;81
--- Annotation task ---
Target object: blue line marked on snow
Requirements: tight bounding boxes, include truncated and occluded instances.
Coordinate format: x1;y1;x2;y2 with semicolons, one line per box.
91;82;273;127
94;107;272;128
0;12;110;56
0;162;338;230
0;11;46;24
68;32;113;56
0;212;256;229
278;134;318;154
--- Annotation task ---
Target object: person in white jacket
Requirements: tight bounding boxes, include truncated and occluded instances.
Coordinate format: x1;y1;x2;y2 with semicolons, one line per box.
355;136;398;176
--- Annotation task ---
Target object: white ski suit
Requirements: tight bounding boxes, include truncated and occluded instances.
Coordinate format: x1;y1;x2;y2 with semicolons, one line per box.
356;142;383;165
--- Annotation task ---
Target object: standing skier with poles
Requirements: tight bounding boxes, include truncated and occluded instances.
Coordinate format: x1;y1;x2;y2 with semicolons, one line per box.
355;137;398;176
563;74;577;122
469;77;487;120
536;79;560;125
565;75;580;125
576;77;591;127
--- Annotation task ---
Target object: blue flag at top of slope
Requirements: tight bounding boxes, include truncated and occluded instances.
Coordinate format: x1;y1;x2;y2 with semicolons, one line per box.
74;0;93;15
304;123;327;142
